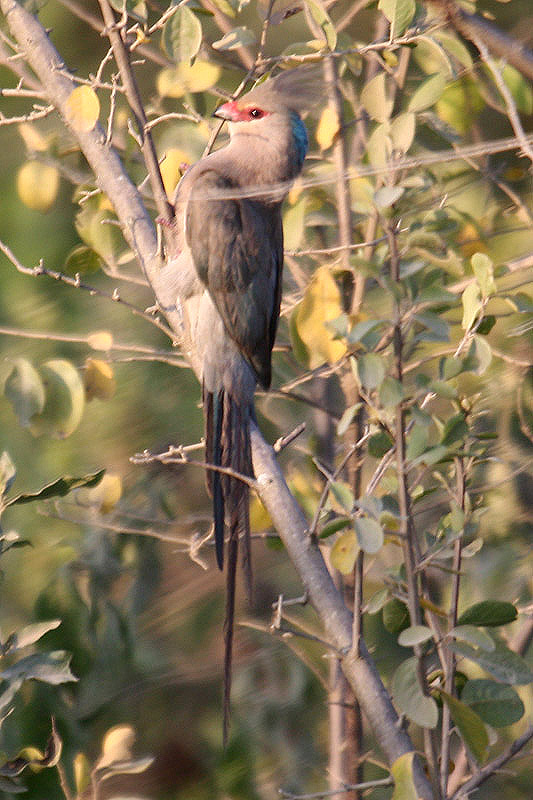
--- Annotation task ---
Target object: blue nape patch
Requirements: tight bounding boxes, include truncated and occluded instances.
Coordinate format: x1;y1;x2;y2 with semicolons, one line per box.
290;112;308;169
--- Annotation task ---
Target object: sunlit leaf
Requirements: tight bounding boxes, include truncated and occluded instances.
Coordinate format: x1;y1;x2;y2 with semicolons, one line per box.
212;26;256;50
84;358;116;401
97;725;135;770
303;0;336;50
87;331;113;351
461;282;482;331
361;73;394;123
7;620;61;651
391;751;418;800
378;0;415;37
65;86;100;133
17;161;60;212
408;73;446;112
294;266;347;368
316;105;339;150
390;111;416;153
157;60;221;98
163;6;202;64
75;473;122;514
330;529;358;574
0;452;16;498
1;651;77;685
471;252;496;298
160;147;189;199
74;753;91;796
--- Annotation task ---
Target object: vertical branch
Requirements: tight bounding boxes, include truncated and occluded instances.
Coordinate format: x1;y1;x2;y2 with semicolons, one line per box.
386;220;442;799
97;0;175;224
440;457;466;796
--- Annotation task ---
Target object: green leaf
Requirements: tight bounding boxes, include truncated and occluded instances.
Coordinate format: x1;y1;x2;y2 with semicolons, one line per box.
450;625;495;652
398;625;433;647
408;73;446;112
378;0;415;38
361;73;394;123
303;0;337;50
63;244;101;276
0;452;16;498
406;424;429;461
319;517;351;539
461;679;525;728
354;517;384;554
30;359;85;439
6;469;104;507
337;402;362;436
440;691;488;763
471;252;496;298
1;651;77;685
452;640;533;685
391;752;418;800
367;587;389;614
4;358;45;427
356;353;386;391
368;430;394;458
441;413;467;446
283;195;307;250
379;376;404;407
212;25;256;51
461;282;482;331
464;335;492;376
392;657;439;728
383;598;410;634
374;185;404;209
329;481;354;513
457;600;518;627
390;111;416;153
163;6;202;63
502;64;533;114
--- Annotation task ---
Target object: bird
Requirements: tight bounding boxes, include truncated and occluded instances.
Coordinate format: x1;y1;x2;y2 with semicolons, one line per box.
166;67;318;741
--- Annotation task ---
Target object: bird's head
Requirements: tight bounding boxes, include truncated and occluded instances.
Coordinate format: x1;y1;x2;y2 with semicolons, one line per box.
213;67;321;170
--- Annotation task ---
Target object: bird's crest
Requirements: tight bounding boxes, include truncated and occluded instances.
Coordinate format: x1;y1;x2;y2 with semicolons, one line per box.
239;66;323;114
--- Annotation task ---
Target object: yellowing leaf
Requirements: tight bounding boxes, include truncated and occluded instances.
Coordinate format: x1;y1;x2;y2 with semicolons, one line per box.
74;753;91;796
391;752;418;800
160;148;189;199
65;86;100;133
295;267;347;368
361;73;394;123
87;331;113;351
97;724;134;770
18;122;48;152
157;61;221;98
250;494;272;532
330;529;358;574
17;161;60;212
316;105;339;150
84;358;116;401
75;473;122;513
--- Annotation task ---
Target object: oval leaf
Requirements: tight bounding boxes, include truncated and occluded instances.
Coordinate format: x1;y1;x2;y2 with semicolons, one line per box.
461;679;525;728
212;26;256;51
440;691;488;763
457;601;518;627
30;359;85;439
451;625;495;652
330;529;358;575
163;6;202;64
65;86;100;133
408;73;446;112
353;516;384;554
392;656;439;728
452;640;533;685
4;358;45;427
378;0;415;37
356;352;386;391
398;625;433;647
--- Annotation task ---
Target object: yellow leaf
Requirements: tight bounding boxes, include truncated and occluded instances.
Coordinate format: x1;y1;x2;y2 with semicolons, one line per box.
65;86;100;133
97;724;134;770
18;122;48;152
17;161;60;212
75;473;122;513
157;61;221;98
295;266;347;368
87;331;113;351
160;148;190;199
316;105;339;150
250;494;272;532
84;357;116;401
330;529;358;574
74;753;90;795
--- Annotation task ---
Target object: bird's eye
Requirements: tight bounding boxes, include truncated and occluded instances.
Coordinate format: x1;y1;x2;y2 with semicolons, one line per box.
249;108;264;119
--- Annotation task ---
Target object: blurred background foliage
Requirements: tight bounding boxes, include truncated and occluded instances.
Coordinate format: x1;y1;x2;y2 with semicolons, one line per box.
0;0;533;798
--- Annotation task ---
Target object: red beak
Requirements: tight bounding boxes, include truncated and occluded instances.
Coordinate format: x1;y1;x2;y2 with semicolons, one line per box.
213;100;240;122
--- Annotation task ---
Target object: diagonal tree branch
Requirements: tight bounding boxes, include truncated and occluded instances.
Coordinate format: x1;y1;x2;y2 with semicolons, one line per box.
0;2;433;796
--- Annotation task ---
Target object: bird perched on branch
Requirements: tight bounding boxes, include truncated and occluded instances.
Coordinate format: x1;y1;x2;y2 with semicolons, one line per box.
167;67;318;741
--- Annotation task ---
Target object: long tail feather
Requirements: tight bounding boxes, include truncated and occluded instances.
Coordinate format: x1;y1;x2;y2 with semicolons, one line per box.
204;388;253;743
